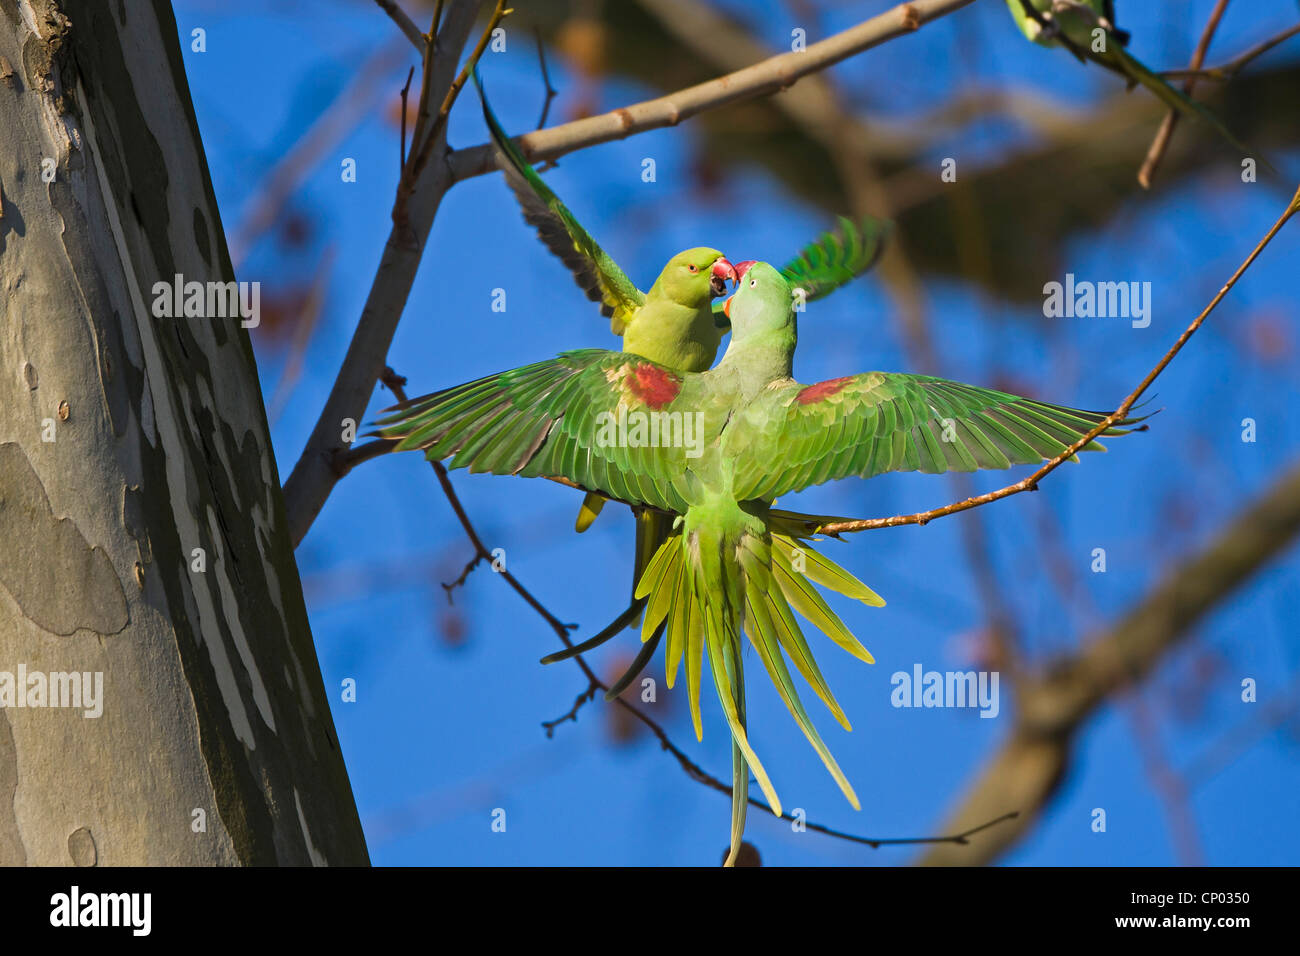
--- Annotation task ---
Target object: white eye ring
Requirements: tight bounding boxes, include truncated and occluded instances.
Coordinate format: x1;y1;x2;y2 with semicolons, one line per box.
749;278;757;287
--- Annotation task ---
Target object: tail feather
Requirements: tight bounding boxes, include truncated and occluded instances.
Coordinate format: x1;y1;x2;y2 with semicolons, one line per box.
772;534;885;606
685;596;705;740
724;635;748;868
773;543;875;664
762;585;853;732
632;505;887;859
635;527;680;643
700;573;779;817
664;556;691;689
744;591;860;810
574;492;605;532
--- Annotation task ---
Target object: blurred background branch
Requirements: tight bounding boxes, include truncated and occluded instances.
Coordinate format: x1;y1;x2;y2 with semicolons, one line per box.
918;458;1300;864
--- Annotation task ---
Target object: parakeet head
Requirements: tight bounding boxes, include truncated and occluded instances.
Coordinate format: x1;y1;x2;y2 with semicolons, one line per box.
654;247;737;306
722;261;796;339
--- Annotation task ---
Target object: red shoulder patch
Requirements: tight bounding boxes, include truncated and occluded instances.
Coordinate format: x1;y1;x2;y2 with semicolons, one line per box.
796;376;853;405
626;363;681;410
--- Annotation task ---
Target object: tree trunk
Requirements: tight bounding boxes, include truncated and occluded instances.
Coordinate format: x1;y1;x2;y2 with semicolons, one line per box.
0;0;367;864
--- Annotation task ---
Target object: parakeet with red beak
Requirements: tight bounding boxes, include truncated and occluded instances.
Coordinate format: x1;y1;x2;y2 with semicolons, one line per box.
375;260;1143;864
476;73;891;703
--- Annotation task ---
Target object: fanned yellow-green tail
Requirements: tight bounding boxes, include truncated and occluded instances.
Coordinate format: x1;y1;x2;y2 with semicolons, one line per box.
633;500;883;866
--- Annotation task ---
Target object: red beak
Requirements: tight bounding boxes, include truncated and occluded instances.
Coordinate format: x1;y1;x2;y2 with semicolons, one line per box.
712;257;737;282
733;260;757;279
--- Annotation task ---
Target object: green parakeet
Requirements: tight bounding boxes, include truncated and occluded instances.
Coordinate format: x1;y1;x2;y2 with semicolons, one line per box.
375;260;1141;864
477;73;891;697
1006;0;1252;156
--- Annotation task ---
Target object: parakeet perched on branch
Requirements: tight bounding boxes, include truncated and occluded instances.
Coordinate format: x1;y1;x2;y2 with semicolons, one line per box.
375;261;1142;864
1006;0;1253;157
476;73;891;702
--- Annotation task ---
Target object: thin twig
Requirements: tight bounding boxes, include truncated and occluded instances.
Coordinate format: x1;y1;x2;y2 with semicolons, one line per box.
533;28;558;132
398;66;414;171
818;184;1300;537
394;6;444;233
441;553;483;601
542;683;600;735
1137;0;1228;190
1160;22;1300;82
400;0;512;208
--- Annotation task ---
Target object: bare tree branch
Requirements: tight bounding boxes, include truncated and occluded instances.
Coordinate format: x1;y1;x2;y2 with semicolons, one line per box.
1161;22;1300;82
445;0;978;184
1137;0;1229;190
281;0;485;547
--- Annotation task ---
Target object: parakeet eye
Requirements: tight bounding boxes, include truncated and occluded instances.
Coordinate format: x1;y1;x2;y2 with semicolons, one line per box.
749;278;757;288
688;264;699;273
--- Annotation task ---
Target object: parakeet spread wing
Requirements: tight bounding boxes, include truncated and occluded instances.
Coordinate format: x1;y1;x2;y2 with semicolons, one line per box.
730;371;1141;502
779;215;891;303
374;349;704;514
476;74;645;334
712;216;891;325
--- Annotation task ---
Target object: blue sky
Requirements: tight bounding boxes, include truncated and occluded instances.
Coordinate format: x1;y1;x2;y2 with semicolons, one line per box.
176;0;1300;865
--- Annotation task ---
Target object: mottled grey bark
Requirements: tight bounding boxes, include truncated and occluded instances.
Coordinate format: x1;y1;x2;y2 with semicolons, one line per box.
0;0;367;864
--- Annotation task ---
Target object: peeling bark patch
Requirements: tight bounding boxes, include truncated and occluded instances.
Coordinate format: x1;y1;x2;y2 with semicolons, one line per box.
67;826;96;865
0;443;127;635
121;483;151;563
293;790;326;866
0;709;24;864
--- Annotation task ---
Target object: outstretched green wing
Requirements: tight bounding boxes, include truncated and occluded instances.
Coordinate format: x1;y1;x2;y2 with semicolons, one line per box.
374;349;708;514
712;216;891;327
731;371;1141;502
780;215;891;303
476;73;645;334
